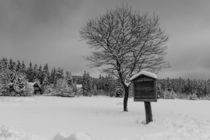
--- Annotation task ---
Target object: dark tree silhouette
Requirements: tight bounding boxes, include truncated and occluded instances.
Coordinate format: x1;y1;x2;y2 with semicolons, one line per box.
80;6;168;111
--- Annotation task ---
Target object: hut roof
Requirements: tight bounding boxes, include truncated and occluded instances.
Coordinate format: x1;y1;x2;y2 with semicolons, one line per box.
130;71;158;81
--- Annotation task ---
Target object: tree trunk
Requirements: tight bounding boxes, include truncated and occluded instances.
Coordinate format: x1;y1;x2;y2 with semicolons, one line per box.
123;86;129;112
117;69;129;112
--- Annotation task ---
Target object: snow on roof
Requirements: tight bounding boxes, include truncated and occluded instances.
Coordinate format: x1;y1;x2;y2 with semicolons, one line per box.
76;84;82;88
27;82;36;86
27;82;41;88
130;70;158;81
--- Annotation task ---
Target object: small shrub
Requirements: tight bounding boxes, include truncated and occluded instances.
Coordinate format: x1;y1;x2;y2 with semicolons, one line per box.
175;93;189;99
189;93;198;100
115;88;123;97
45;79;75;97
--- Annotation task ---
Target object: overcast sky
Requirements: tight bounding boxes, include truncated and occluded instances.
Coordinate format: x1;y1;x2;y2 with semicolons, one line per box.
0;0;210;79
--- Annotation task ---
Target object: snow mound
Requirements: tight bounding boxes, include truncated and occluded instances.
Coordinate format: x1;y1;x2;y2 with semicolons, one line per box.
0;126;93;140
0;125;45;140
52;132;92;140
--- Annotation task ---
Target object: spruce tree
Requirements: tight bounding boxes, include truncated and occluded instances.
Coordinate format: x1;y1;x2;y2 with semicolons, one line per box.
8;59;15;71
20;61;26;73
16;60;21;72
65;71;73;86
82;71;91;96
43;64;50;85
50;68;57;86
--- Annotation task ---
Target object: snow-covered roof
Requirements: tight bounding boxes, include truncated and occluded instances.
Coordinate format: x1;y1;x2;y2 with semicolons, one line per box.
130;70;158;81
27;82;41;88
76;84;82;88
27;82;36;86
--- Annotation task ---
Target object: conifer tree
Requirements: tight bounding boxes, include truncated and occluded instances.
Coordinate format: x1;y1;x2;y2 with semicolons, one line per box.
43;64;50;85
16;60;21;72
37;65;44;85
56;68;64;80
26;62;34;82
20;61;26;73
50;68;57;86
65;71;73;86
82;71;91;96
8;59;15;71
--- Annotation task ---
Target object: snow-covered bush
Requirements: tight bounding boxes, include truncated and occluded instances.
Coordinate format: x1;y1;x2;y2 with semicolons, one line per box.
57;79;72;91
163;90;177;99
72;83;78;92
0;87;9;96
0;70;15;96
0;70;35;96
115;87;123;97
13;73;28;96
43;84;55;95
50;79;75;97
53;132;92;140
0;126;13;138
189;93;198;100
25;82;35;96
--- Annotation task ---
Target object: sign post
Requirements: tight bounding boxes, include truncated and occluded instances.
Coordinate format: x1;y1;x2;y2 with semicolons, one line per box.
130;71;157;124
144;101;153;124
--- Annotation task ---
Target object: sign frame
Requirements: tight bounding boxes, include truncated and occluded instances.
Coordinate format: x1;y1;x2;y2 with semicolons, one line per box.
132;75;157;102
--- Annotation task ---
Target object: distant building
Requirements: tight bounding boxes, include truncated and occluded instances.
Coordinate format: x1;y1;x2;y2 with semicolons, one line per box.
28;82;42;95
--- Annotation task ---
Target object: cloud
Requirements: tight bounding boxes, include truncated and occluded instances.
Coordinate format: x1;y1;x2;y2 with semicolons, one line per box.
0;0;210;78
0;0;86;72
10;0;83;23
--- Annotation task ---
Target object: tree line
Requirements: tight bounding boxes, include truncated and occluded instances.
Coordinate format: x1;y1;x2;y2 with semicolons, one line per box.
0;57;74;96
1;57;209;98
0;57;122;96
157;78;210;99
79;72;123;97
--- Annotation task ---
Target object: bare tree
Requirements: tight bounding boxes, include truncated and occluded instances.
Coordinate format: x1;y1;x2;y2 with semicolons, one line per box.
80;6;168;111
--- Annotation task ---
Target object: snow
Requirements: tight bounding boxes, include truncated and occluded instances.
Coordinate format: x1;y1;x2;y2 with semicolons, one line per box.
28;82;36;87
130;71;158;81
0;96;210;140
0;125;45;140
76;84;82;89
52;132;92;140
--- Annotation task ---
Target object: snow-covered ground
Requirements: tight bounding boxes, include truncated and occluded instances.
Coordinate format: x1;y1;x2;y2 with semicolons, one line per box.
0;96;210;140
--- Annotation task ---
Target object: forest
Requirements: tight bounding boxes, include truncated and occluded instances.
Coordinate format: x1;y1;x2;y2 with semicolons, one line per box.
0;57;210;99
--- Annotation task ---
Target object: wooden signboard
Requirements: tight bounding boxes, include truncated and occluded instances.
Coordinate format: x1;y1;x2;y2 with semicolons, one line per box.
133;75;157;102
130;71;158;124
